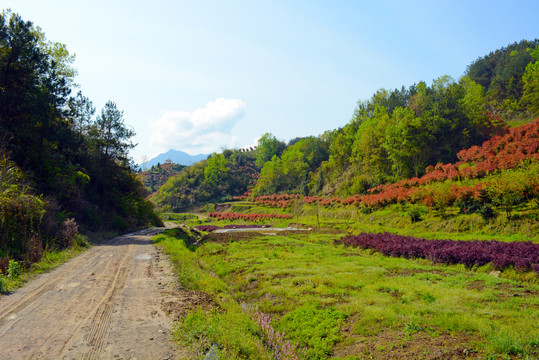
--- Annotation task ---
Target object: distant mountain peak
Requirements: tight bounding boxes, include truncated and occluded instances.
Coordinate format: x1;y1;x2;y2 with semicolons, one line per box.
140;149;208;169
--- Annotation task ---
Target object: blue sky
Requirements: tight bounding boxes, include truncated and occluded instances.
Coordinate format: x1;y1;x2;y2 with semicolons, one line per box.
5;0;539;163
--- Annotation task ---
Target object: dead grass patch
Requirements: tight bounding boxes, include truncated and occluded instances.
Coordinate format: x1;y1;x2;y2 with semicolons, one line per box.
161;290;213;320
333;329;481;360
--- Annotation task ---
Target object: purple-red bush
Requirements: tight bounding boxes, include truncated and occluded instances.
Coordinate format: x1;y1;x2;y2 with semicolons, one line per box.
208;212;292;222
335;232;539;273
194;224;271;232
223;224;270;229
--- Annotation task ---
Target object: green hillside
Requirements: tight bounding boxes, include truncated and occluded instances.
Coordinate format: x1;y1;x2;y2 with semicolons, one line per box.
153;39;539;211
0;11;161;277
150;40;539;359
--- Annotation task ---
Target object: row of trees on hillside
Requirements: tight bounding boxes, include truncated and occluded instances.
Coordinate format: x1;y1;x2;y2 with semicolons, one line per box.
253;135;329;195
466;39;539;116
252;40;539;197
0;11;160;270
249;119;539;222
151;132;330;211
152;148;259;212
151;39;539;212
314;76;505;196
139;160;186;194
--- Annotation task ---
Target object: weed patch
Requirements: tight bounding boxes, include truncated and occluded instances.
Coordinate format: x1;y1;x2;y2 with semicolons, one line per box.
174;301;271;359
153;230;226;292
0;245;87;294
0;276;7;293
277;303;346;359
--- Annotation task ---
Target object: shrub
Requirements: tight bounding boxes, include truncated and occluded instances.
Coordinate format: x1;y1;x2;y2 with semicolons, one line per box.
0;254;9;275
335;232;539;272
75;234;89;248
58;218;88;248
0;276;7;293
7;259;21;279
0;154;45;262
60;218;79;248
479;204;496;220
26;234;43;263
208;212;292;222
407;204;425;223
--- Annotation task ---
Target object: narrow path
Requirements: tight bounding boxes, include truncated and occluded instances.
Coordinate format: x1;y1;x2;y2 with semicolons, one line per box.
0;228;188;360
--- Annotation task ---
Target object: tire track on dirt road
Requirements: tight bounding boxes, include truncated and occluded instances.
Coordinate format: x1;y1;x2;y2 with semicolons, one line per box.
0;229;188;360
25;241;132;359
0;236;126;340
78;243;134;360
0;245;101;331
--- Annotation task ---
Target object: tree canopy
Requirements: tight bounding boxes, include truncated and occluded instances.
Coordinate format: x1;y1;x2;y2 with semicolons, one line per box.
255;133;286;167
151;39;539;210
0;10;160;270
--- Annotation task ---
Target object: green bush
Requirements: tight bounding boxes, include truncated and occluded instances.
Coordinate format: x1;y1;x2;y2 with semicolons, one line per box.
0;276;8;293
7;260;21;279
479;204;496;220
75;234;89;248
407;204;426;223
0;155;45;261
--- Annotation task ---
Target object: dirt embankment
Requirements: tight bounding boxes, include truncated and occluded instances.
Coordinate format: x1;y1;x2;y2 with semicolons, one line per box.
0;228;189;360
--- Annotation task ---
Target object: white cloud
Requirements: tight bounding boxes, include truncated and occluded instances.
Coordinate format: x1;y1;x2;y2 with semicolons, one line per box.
150;98;246;154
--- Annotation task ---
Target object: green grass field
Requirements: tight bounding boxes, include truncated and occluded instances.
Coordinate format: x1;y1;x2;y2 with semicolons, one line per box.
154;208;539;359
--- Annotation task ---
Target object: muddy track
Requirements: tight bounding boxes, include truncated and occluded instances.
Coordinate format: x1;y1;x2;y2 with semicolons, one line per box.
0;228;188;360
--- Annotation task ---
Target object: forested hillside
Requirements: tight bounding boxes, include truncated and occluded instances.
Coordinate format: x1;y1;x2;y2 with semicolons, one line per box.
0;11;161;273
152;39;539;211
244;119;539;225
139;160;186;194
152;148;259;211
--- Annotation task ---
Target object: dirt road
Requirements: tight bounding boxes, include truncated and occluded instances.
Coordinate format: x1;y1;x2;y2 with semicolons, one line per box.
0;228;188;360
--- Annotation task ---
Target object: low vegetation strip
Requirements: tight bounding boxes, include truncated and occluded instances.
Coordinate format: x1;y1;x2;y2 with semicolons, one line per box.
335;232;539;273
208;212;292;221
195;224;271;232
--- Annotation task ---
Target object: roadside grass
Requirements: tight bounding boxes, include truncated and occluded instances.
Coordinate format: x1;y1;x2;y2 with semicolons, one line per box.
0;244;88;294
153;228;228;293
175;302;272;360
0;230;121;295
153;229;273;359
156;223;539;359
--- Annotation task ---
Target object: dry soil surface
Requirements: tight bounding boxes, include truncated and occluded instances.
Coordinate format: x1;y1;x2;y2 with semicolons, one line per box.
0;227;189;360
